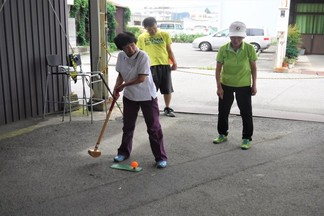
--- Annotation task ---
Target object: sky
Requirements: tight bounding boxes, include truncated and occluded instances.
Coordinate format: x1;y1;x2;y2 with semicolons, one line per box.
112;0;284;36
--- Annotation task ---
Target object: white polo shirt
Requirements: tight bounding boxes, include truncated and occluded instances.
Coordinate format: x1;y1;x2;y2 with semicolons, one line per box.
115;50;157;101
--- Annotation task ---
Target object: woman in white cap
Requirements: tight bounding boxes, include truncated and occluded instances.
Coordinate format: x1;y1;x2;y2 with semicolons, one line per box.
213;21;257;150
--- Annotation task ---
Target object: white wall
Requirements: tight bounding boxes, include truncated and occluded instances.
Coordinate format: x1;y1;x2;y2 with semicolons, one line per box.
67;0;74;6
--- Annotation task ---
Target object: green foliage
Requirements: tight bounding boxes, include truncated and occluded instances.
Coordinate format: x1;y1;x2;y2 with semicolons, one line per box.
171;34;205;43
124;7;131;26
70;4;77;18
106;2;117;43
108;42;117;52
126;26;143;38
286;25;301;59
284;56;296;64
69;1;120;47
286;44;299;60
70;0;89;45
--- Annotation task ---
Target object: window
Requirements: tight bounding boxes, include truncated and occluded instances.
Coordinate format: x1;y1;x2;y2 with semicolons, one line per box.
247;28;264;36
296;3;324;34
175;24;183;30
159;24;174;29
159;23;183;30
215;29;229;37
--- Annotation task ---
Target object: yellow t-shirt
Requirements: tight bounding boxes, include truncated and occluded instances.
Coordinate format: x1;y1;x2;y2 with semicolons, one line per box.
137;30;171;66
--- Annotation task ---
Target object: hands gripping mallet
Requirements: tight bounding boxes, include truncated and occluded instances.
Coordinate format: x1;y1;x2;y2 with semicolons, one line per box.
98;73;123;116
88;98;117;158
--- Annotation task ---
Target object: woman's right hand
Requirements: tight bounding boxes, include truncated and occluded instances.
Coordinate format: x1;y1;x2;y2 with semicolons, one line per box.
217;86;224;100
113;89;120;99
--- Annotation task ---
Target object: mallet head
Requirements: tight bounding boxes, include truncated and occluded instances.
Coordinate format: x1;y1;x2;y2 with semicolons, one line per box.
88;149;101;158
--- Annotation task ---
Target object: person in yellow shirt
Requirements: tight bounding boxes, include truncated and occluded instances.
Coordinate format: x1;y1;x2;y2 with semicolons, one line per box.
137;17;177;117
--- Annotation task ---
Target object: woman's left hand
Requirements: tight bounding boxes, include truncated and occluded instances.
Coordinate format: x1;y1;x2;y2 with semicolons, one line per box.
251;85;257;96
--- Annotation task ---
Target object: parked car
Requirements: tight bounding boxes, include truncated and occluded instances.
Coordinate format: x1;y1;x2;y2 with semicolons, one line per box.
192;27;271;52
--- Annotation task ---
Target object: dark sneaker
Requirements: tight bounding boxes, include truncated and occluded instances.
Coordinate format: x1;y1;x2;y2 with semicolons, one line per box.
114;155;127;162
213;134;227;144
156;160;168;168
164;107;176;117
241;139;251;150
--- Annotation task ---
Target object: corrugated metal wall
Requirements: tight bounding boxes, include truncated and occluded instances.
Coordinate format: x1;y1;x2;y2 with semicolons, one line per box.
0;0;69;125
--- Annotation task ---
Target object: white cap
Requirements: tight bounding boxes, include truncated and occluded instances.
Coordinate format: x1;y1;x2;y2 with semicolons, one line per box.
228;21;247;37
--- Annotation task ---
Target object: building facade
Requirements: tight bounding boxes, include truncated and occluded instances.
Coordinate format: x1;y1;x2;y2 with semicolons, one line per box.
0;0;69;125
290;0;324;54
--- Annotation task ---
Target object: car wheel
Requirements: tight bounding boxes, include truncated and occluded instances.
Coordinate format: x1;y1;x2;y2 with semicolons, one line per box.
251;43;261;53
199;42;211;51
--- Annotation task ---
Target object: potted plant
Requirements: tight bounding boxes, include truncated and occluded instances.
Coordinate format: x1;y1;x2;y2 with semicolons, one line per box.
282;57;289;67
299;47;306;55
287;57;296;68
285;25;302;64
283;56;297;68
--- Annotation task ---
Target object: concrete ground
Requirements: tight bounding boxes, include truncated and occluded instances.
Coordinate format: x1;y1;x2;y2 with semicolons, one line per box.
0;45;323;215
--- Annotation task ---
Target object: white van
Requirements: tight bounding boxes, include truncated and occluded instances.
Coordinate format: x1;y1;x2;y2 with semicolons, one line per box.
157;22;184;36
192;27;271;52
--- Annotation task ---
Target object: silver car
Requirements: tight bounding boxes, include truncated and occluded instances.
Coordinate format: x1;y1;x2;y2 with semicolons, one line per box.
192;28;271;52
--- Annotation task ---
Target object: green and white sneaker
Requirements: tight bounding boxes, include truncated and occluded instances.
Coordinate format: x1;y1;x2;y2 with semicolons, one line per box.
241;139;251;150
213;134;227;144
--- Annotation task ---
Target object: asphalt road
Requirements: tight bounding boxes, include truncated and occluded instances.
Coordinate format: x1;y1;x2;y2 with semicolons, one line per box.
79;43;324;121
1;112;324;215
170;43;276;70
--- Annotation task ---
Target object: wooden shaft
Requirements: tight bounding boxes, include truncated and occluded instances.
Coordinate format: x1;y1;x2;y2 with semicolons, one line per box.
95;99;117;145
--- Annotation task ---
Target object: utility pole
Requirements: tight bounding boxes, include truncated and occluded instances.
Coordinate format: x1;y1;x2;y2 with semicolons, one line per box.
99;0;108;99
100;0;107;71
274;0;291;72
88;0;108;110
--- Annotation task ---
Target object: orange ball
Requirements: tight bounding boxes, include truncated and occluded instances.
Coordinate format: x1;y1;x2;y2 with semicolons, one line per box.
131;161;138;169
